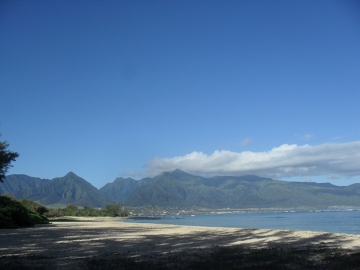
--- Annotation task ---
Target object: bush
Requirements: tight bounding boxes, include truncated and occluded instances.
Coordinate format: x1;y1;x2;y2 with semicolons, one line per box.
61;204;80;216
0;211;16;228
45;208;64;218
0;196;34;228
104;204;129;217
44;204;130;218
77;206;101;217
104;204;121;217
29;212;50;224
20;199;49;215
0;196;50;228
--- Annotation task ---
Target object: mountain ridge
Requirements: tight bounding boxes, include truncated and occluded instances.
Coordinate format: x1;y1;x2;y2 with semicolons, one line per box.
0;174;50;195
101;169;360;208
2;169;360;209
4;172;112;207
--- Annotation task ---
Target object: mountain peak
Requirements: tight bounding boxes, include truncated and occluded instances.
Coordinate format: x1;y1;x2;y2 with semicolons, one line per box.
170;169;192;176
65;171;77;177
157;169;193;179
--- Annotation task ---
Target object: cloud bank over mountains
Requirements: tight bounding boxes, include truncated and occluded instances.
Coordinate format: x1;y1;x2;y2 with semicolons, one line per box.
144;141;360;179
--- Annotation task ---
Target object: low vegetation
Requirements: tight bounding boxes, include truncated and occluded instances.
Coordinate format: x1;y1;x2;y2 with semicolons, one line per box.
47;203;129;218
0;195;49;228
0;195;129;229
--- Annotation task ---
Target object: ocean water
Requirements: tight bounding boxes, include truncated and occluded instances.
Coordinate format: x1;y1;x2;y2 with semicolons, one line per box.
126;210;360;235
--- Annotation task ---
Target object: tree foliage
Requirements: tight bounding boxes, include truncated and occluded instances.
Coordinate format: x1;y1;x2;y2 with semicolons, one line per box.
105;203;121;216
45;204;130;218
61;204;79;216
0;135;19;182
0;196;130;228
104;203;130;217
20;198;49;215
0;196;49;228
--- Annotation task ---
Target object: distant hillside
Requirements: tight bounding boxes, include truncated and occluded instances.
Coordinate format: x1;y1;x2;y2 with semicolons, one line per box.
5;170;360;209
14;172;112;207
101;169;360;208
99;177;152;204
0;174;49;195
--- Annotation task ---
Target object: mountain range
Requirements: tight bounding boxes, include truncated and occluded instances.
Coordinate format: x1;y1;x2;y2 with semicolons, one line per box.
2;170;360;209
1;172;111;207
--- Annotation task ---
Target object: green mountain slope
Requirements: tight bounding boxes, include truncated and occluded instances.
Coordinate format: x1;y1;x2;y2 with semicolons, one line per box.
99;177;152;204
0;174;49;195
124;170;225;207
15;172;112;207
110;170;360;208
6;170;360;209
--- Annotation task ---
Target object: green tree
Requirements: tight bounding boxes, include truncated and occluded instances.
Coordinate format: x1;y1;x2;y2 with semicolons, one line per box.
104;203;129;217
105;203;121;217
0;135;19;182
20;198;49;215
0;196;50;228
62;204;79;216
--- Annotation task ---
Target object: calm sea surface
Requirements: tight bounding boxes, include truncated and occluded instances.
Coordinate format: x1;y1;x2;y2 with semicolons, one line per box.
126;210;360;235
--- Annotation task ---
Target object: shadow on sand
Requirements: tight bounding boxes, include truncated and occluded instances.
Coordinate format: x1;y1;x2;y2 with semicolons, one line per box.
1;221;360;269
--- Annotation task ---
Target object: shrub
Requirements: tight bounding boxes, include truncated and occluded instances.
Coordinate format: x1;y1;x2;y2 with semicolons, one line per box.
29;212;50;224
0;196;50;228
0;196;34;228
78;206;101;216
104;204;129;217
20;199;49;215
45;208;64;218
104;204;121;217
61;204;79;216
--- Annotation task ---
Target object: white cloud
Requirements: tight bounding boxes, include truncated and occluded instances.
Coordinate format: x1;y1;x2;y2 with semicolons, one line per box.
144;141;360;179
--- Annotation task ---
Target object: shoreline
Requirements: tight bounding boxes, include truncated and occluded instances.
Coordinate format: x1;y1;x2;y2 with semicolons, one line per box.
1;217;360;269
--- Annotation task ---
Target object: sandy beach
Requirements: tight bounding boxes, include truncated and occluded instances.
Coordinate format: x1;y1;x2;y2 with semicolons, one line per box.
1;217;360;269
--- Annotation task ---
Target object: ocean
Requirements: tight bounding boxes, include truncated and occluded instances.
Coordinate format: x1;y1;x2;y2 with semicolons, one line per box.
126;209;360;235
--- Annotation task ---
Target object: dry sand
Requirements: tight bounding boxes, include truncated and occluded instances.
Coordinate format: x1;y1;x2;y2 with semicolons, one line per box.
1;217;360;269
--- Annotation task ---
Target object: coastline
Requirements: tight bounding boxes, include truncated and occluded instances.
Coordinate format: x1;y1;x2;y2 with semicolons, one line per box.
1;217;360;269
126;210;360;235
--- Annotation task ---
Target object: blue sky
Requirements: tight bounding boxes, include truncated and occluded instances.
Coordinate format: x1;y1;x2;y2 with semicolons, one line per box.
1;0;359;188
